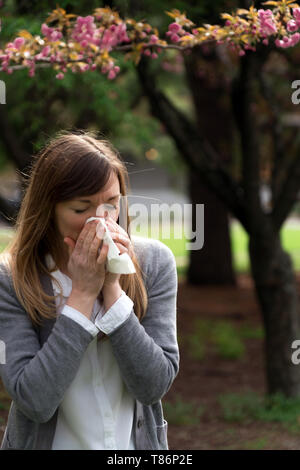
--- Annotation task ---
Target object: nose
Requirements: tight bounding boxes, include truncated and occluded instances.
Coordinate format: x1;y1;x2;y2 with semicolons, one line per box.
95;203;109;218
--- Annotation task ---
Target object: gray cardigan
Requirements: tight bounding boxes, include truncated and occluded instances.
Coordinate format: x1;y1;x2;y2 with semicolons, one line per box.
0;235;179;450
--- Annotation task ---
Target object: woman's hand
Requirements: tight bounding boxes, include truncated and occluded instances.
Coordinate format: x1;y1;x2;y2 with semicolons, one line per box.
63;220;109;299
102;216;134;289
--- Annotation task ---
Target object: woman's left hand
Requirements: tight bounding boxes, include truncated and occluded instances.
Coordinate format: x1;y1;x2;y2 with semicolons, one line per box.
101;216;134;289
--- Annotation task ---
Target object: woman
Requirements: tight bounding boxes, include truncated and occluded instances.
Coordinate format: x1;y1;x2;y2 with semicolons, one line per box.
0;130;179;450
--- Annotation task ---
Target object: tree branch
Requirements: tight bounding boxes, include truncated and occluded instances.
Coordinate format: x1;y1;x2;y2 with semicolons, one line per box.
272;155;300;231
0;107;31;171
136;56;248;230
231;52;266;233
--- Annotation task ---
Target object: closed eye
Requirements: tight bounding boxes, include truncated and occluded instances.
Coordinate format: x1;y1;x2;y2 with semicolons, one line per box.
74;204;117;214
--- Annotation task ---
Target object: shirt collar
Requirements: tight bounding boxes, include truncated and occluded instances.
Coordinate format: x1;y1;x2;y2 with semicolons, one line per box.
45;253;72;297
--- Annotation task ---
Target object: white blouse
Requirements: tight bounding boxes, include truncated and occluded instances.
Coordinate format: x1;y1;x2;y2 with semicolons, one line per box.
45;254;136;450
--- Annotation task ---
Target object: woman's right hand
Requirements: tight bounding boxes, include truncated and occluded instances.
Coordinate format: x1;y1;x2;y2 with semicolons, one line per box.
63;220;109;299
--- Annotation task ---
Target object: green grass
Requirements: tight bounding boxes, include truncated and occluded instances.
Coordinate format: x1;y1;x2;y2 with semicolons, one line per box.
230;221;300;273
212;322;246;359
0;229;14;253
182;318;261;361
131;219;300;275
163;393;205;425
223;437;269;450
2;219;300;278
218;390;300;433
131;221;187;258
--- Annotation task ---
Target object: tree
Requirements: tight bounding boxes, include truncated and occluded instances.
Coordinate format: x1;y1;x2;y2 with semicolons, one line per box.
0;0;240;286
1;1;300;396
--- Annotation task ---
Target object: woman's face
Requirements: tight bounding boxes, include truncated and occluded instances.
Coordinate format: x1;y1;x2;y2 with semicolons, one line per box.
54;171;121;248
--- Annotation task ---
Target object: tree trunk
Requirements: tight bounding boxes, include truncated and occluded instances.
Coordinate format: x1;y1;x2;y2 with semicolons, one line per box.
187;169;235;284
249;231;300;396
184;45;236;285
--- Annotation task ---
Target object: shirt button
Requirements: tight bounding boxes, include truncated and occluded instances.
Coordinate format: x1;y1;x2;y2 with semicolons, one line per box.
137;417;144;428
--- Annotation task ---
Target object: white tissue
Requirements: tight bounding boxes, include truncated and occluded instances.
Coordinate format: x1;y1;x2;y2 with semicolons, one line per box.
85;216;136;274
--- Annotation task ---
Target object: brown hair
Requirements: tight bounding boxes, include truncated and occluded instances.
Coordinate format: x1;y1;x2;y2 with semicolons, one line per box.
0;129;148;339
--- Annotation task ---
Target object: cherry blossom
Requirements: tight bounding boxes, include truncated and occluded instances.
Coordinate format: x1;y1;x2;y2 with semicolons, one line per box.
0;2;299;80
258;9;277;37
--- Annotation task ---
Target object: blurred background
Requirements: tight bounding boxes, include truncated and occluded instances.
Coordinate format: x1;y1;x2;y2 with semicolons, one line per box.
1;0;300;450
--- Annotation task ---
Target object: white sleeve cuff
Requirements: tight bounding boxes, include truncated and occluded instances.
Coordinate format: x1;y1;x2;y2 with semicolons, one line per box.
61;304;100;338
95;290;133;335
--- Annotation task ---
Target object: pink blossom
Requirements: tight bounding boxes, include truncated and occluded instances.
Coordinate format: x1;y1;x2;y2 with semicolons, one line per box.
41;45;51;57
41;23;50;36
258;9;277;36
275;37;291;48
293;8;300;24
149;34;158;44
71;15;97;46
168;22;181;33
151;52;158;59
290;32;300;46
56;72;64;79
244;44;256;51
100;60;121;80
275;38;284;48
239;49;245;56
13;37;25;49
41;23;62;42
143;48;151;56
274;34;300;49
108;70;116;80
287;20;298;33
51;31;63;41
97;22;129;51
170;33;180;43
